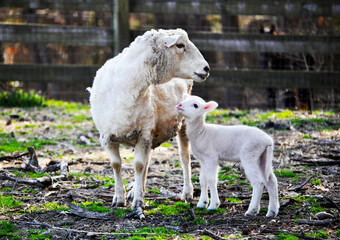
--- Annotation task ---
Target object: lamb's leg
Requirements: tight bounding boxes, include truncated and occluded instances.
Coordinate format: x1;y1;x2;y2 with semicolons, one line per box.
265;171;279;218
131;137;151;209
243;162;264;216
206;161;220;210
177;124;193;201
106;143;126;207
197;161;209;208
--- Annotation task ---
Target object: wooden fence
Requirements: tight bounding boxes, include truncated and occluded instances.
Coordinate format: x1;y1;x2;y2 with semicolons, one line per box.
0;0;339;106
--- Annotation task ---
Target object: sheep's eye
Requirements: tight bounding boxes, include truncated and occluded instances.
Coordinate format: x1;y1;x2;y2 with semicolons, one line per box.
176;44;185;49
193;104;198;108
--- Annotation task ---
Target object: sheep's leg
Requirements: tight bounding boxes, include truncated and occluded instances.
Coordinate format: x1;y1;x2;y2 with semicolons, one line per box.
265;171;279;218
131;137;151;209
206;160;220;210
177;125;193;201
197;161;209;208
106;143;126;207
243;160;264;216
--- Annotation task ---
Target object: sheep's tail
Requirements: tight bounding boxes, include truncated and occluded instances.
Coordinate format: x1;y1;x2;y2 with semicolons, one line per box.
86;87;92;93
260;144;273;183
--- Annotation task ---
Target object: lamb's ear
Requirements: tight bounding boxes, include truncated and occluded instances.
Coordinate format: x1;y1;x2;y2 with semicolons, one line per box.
165;35;181;48
204;101;218;112
182;93;189;100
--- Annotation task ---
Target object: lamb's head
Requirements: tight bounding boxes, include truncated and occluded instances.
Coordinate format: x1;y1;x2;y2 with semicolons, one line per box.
176;95;218;121
148;29;210;83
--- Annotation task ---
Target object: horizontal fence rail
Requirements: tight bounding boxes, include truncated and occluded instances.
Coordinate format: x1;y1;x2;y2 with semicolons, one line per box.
1;0;339;17
130;0;340;17
0;24;113;46
1;64;339;90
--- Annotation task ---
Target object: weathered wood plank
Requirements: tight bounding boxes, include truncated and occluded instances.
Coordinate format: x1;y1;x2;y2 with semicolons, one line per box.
0;24;113;46
131;31;340;54
130;0;340;17
0;64;338;89
0;64;98;84
0;0;112;12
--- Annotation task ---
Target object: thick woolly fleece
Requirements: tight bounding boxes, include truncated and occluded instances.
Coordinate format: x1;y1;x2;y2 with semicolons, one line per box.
87;29;209;209
177;95;279;218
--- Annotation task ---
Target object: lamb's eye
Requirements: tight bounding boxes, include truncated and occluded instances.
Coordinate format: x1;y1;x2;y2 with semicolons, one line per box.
193;104;198;108
176;44;185;49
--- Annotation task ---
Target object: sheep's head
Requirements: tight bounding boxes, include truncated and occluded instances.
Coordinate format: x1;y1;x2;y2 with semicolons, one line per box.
149;29;210;83
176;95;218;120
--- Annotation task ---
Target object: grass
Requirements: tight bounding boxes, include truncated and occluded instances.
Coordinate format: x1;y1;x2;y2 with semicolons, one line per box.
0;133;57;153
29;202;69;213
0;90;46;108
0;220;20;239
76;201;132;217
274;170;296;178
306;230;330;239
225;197;242;203
116;226;177;240
218;166;239;183
0;195;22;212
276;233;299;240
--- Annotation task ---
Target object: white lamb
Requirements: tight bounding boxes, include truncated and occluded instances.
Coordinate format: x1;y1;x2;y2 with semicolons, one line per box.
176;95;279;218
87;29;210;210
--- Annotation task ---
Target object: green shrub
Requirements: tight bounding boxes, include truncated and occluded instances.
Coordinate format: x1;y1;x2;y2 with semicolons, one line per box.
0;90;46;107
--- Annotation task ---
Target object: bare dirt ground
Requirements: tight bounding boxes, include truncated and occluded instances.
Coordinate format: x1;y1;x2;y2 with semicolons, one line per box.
0;104;339;239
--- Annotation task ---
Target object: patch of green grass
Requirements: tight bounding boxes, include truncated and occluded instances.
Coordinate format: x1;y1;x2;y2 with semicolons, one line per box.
302;135;312;139
335;229;340;237
225;197;242;203
218;166;239;183
306;230;330;239
0;90;46;108
1;187;12;192
274;170;296;178
291;118;339;131
117;226;176;240
77;201;112;213
191;176;199;183
0;133;57;153
71;114;92;123
150;188;161;195
0;220;20;239
30;202;69;213
13;171;48;179
147;202;191;216
276;233;299;240
0;195;22;211
192;217;206;224
28;229;50;240
311;179;321;185
194;207;226;215
46;99;89;112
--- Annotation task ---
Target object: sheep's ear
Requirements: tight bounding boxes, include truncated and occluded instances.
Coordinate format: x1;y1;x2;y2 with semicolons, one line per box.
165;35;181;48
204;101;218;112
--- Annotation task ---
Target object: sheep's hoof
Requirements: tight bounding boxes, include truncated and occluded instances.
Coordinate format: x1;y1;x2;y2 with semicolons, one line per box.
207;202;220;210
266;210;278;218
245;209;258;216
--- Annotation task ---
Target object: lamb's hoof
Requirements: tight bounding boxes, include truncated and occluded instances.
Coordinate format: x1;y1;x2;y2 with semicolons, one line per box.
207;203;220;211
197;201;208;209
181;194;193;203
131;198;144;210
266;210;278;218
111;196;126;208
245;209;259;216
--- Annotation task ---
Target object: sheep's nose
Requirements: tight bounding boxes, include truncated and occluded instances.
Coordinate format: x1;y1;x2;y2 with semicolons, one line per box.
204;66;210;73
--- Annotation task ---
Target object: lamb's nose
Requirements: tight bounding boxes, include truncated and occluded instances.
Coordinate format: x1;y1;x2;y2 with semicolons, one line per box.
204;66;210;73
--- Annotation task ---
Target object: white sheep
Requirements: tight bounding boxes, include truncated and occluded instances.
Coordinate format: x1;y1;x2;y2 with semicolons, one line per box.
176;95;279;218
87;29;210;210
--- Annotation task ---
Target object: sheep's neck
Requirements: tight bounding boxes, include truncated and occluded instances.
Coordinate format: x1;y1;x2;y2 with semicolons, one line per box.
186;116;207;140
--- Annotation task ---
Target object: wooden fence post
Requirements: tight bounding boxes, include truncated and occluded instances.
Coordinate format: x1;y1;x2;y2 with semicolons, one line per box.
113;0;130;56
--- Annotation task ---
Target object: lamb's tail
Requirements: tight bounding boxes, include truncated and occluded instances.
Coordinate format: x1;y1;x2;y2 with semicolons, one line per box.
260;144;274;183
86;87;92;93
